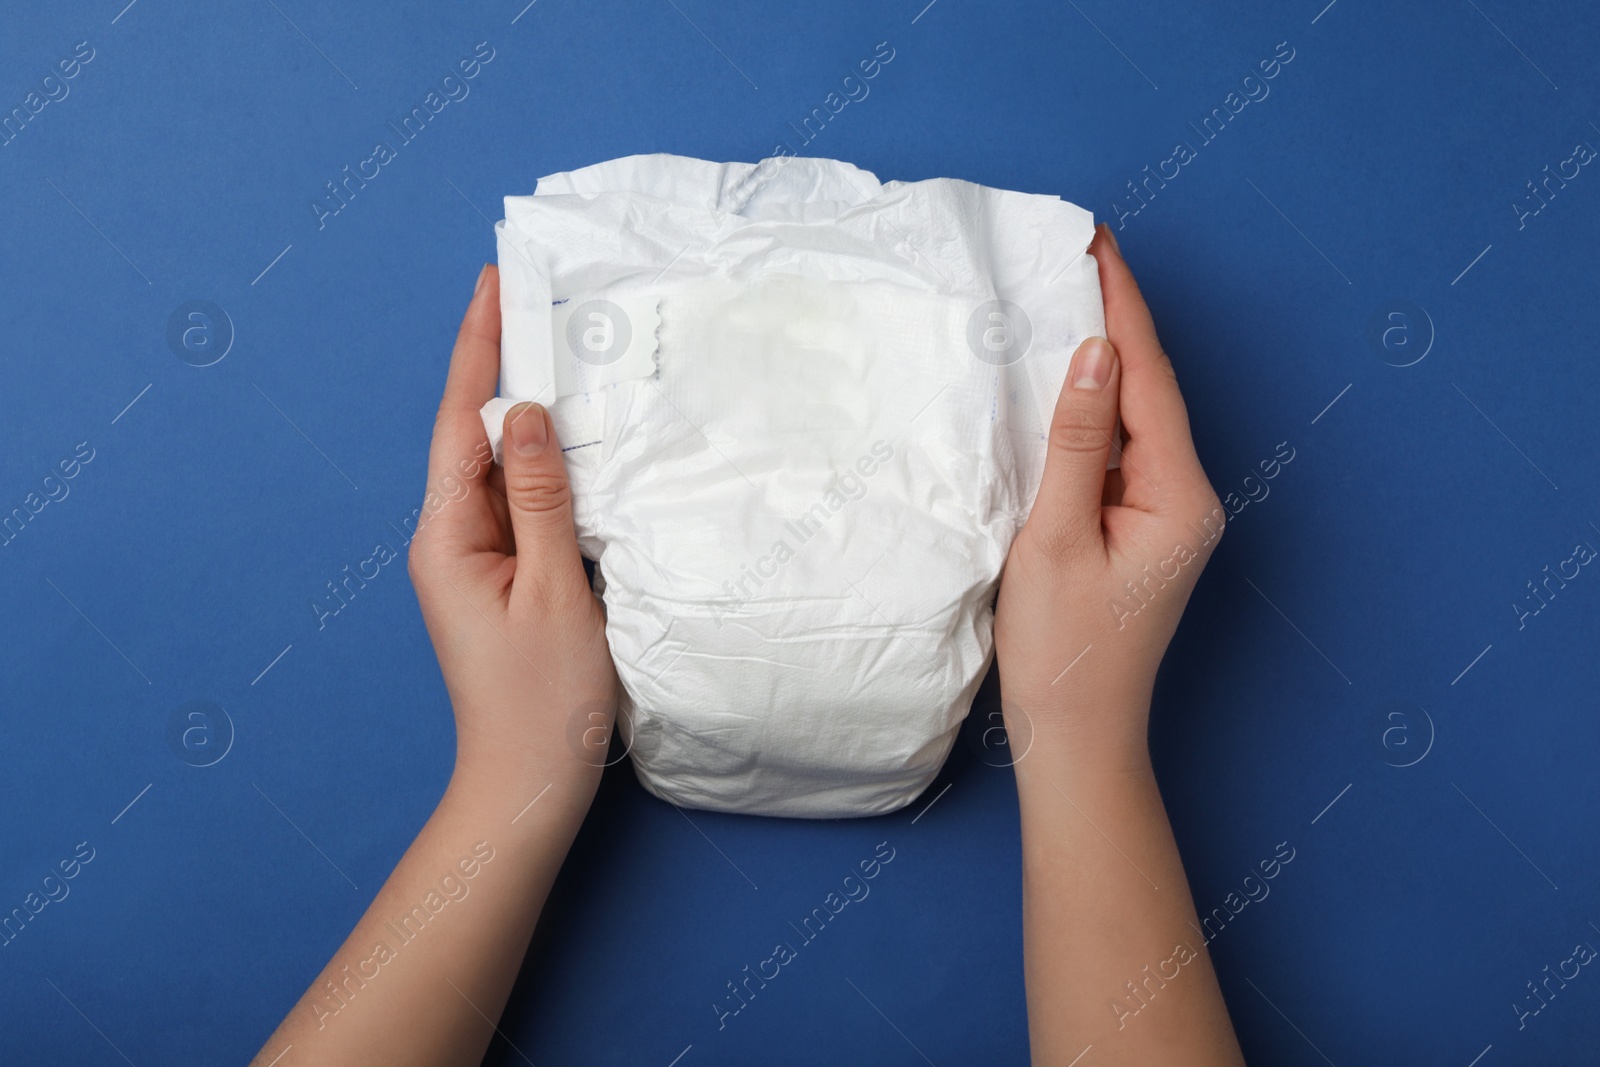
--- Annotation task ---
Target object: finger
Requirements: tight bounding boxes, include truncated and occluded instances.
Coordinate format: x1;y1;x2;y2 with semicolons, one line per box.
1089;226;1206;491
1026;335;1121;560
500;402;589;602
426;264;500;490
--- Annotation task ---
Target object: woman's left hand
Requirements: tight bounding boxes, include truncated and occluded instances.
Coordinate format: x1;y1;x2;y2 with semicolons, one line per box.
251;264;619;1067
407;264;617;804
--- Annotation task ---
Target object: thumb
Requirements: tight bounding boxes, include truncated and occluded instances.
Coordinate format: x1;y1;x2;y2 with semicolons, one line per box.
501;402;587;595
1027;336;1121;558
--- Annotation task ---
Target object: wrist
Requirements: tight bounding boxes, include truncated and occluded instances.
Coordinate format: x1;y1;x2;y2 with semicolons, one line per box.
1002;685;1154;784
447;742;601;824
438;769;597;871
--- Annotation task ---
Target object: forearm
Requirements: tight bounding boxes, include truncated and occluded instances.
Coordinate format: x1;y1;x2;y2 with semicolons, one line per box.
251;763;595;1067
1011;700;1244;1066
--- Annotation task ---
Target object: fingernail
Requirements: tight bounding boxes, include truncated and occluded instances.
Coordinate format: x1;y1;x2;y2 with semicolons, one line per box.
1072;337;1114;390
509;402;548;454
474;263;490;296
1104;225;1122;256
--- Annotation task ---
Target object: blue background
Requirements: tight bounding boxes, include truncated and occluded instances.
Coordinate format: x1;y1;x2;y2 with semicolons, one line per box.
2;0;1598;1063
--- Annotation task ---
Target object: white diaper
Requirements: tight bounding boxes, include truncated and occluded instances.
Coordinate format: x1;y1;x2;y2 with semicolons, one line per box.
480;154;1104;818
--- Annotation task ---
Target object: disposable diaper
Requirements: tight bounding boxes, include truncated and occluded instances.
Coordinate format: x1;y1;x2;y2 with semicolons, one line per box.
479;154;1105;818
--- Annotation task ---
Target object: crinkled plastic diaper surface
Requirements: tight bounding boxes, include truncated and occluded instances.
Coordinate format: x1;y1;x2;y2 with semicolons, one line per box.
480;154;1104;818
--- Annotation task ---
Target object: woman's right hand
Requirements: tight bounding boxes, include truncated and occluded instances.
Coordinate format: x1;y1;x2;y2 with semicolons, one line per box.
994;225;1246;1065
994;224;1226;764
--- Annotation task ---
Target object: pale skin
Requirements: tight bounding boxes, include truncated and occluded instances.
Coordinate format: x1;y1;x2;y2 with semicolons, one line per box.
252;226;1243;1065
996;225;1244;1064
